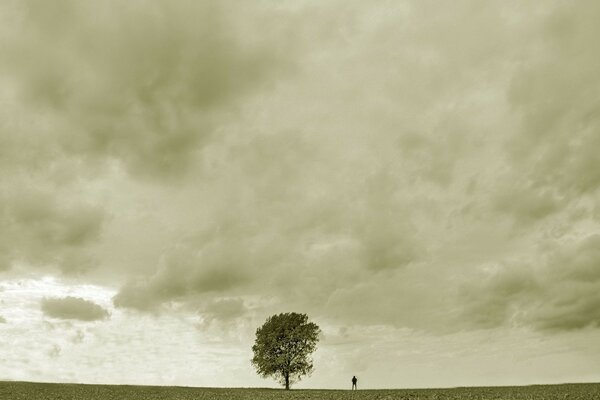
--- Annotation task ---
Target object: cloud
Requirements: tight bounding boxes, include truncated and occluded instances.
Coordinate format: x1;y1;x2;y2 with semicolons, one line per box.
458;263;541;329
492;182;566;226
0;315;6;323
1;0;598;340
100;1;546;325
503;0;600;212
111;129;426;312
460;235;600;332
203;298;246;320
4;0;504;324
113;242;254;311
456;1;600;333
41;296;110;321
197;298;249;330
0;0;290;179
0;186;105;273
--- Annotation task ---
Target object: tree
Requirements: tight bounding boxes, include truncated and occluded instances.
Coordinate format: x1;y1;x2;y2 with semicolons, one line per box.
251;312;321;390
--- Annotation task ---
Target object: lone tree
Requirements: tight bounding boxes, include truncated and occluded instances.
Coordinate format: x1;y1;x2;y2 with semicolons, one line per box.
251;312;320;390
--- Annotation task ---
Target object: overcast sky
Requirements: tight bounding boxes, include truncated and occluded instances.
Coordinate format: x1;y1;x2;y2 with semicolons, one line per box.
1;0;600;389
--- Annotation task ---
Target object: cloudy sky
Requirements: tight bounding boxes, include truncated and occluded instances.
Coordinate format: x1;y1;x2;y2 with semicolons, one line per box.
1;0;600;389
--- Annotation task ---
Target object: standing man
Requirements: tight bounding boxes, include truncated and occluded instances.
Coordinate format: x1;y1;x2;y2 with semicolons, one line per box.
352;375;358;390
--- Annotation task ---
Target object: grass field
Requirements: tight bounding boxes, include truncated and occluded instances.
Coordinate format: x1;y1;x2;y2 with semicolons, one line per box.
1;381;599;400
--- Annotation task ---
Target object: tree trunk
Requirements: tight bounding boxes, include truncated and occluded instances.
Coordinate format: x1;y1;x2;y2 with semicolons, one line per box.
285;373;290;390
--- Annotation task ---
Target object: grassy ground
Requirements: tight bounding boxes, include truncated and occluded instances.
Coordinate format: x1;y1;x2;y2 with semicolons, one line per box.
1;381;599;399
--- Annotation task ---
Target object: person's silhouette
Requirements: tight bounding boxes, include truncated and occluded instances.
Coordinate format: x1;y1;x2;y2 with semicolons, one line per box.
352;375;357;390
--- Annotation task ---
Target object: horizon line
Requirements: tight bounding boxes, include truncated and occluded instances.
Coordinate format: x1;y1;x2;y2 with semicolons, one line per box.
2;379;599;391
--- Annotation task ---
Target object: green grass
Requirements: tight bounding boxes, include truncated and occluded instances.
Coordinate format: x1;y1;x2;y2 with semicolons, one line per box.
1;381;599;399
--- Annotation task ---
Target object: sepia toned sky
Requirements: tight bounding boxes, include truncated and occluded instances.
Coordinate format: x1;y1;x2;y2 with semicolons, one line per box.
1;0;600;389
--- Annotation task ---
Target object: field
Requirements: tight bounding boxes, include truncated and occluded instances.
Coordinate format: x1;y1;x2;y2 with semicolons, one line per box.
1;381;599;400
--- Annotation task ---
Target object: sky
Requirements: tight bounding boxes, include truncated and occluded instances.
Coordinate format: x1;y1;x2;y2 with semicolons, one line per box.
1;0;600;390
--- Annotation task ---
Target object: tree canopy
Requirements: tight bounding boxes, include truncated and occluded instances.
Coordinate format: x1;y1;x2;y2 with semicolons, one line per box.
251;312;320;389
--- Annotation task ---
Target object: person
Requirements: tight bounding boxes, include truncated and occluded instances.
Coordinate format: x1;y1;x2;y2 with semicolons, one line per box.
352;375;357;390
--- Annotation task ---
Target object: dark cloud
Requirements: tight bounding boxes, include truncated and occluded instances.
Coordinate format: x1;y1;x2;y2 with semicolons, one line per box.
504;1;600;207
0;187;105;274
492;182;566;225
113;244;252;311
41;296;110;321
459;264;541;329
0;315;6;323
1;0;290;179
533;289;600;332
460;235;600;332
